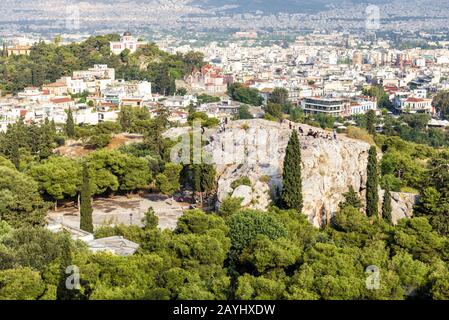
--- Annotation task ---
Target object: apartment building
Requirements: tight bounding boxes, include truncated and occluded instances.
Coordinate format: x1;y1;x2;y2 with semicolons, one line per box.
301;97;350;117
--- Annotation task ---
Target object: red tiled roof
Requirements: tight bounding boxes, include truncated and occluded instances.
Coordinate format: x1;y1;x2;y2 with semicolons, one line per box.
405;97;425;102
44;82;66;88
50;97;73;104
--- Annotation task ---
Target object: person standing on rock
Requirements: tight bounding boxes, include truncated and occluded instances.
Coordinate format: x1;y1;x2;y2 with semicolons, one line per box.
333;129;337;140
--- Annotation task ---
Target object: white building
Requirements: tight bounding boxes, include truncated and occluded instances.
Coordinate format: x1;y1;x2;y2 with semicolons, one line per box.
73;64;115;82
109;32;147;55
301;97;349;117
350;97;377;115
400;97;433;113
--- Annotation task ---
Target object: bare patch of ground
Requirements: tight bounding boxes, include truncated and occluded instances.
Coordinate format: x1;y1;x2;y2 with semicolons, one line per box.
54;133;144;158
48;193;190;230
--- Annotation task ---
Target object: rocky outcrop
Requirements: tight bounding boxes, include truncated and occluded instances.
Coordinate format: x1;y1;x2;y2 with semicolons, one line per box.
164;119;418;227
231;185;253;207
380;191;419;225
207;119;415;227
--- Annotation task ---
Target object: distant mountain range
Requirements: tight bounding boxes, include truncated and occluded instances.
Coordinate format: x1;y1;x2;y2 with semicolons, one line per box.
188;0;394;13
191;0;331;13
84;0;393;14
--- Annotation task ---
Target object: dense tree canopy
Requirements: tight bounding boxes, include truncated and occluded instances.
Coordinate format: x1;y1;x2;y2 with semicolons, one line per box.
227;83;263;106
0;166;47;227
0;35;205;95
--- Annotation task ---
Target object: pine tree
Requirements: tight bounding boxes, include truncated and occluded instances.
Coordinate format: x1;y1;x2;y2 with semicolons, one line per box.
281;130;303;212
80;164;93;233
56;235;79;300
142;207;159;229
382;186;392;224
191;164;216;207
339;185;362;210
366;146;379;218
66;108;75;138
366;109;376;135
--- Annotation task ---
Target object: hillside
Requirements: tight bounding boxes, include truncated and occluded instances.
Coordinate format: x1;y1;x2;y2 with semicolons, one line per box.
206;119;417;226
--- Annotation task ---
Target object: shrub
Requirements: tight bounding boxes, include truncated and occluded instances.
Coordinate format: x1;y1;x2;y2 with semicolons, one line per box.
346;126;375;145
55;136;66;147
400;186;420;194
231;176;251;189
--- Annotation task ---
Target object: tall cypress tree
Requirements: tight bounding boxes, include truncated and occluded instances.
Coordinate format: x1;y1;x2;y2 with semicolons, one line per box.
382;186;392;224
281;130;303;212
200;164;216;194
366;146;379;218
66;108;75;138
10;143;20;170
366;109;376;135
80;164;93;233
192;164;202;206
56;235;79;300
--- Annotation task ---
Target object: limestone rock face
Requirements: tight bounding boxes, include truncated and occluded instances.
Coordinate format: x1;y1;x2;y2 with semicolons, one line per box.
231;185;253;207
161;119;418;228
208;119;373;227
380;190;419;224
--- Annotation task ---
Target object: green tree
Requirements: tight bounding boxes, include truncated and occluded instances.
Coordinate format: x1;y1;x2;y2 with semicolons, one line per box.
118;106;134;132
236;105;253;120
175;209;228;236
227;210;287;252
156;163;182;196
339;185;362;210
218;197;243;218
85;149;151;195
433;90;449;119
269;88;289;106
190;164;216;206
235;274;286;300
56;235;80;300
119;156;152;192
27;156;80;210
265;103;283;119
0;119;29;168
0;166;47;227
80;164;93;233
314;113;335;129
143;207;159;230
332;205;370;233
382;186;393;224
66;108;75;138
0;156;15;170
289;108;305;123
366;109;376;135
240;235;301;273
197;94;220;104
1;226;63;271
0;268;46;300
281;130;303;212
415;155;449;235
227;83;263;106
363;85;392;110
366;146;379;218
88;133;112;149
